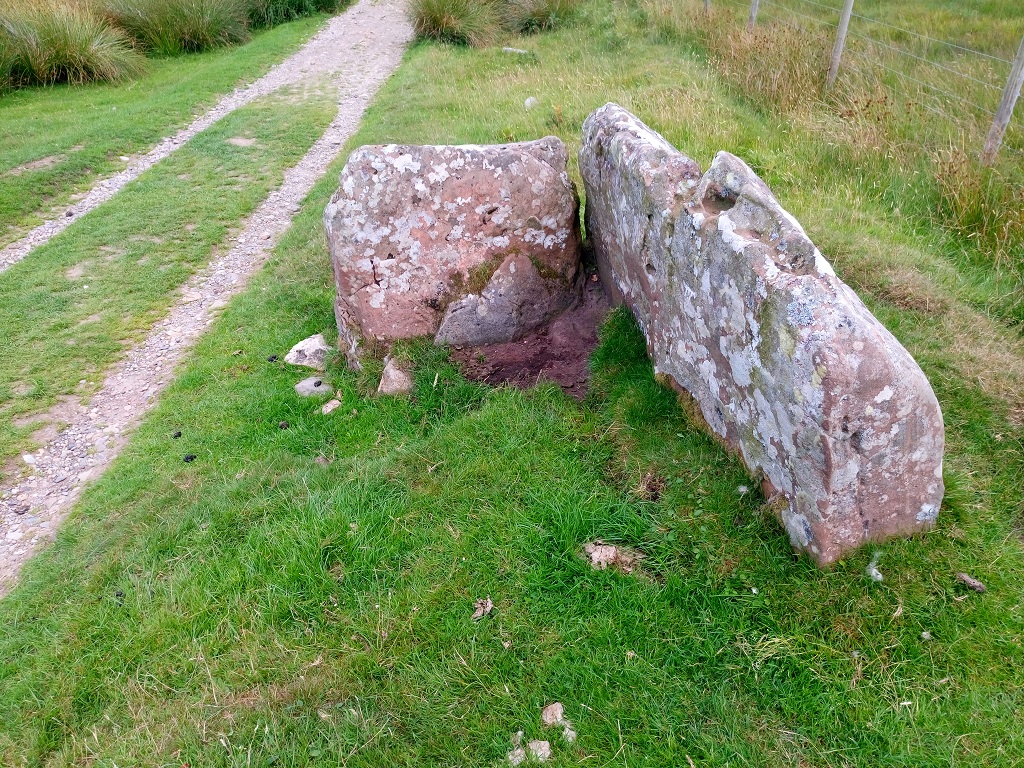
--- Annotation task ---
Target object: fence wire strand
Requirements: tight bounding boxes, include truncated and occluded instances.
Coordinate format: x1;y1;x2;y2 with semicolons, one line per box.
786;0;1015;65
843;61;969;125
847;55;998;117
843;29;1004;93
762;0;838;30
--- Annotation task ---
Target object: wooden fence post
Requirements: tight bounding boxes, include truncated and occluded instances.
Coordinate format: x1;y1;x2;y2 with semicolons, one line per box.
747;0;759;31
982;34;1024;165
827;0;856;90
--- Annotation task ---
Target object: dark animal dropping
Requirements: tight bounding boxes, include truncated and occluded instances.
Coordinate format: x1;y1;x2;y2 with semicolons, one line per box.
279;421;289;430
183;454;196;463
172;431;182;439
267;355;279;362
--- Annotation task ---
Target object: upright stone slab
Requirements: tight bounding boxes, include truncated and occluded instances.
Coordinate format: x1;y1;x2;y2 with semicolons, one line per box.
579;103;944;565
325;138;583;363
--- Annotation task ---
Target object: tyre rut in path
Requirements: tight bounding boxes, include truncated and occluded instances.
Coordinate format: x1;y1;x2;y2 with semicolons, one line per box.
0;0;412;596
0;0;406;274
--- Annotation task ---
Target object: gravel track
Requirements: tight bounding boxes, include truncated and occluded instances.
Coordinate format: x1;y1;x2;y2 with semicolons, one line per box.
0;0;412;596
0;0;408;274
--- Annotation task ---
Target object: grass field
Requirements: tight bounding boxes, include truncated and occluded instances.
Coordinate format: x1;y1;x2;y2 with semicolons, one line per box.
0;88;336;471
0;13;327;247
0;0;1022;765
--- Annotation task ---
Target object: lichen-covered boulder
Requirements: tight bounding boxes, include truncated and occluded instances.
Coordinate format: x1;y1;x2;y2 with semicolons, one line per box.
325;138;583;362
580;103;945;566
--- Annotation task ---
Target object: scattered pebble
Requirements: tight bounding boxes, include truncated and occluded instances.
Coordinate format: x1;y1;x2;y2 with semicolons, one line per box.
541;701;577;743
508;747;527;766
278;421;289;430
321;399;342;415
377;358;413;395
285;333;331;370
295;376;330;397
527;741;551;762
921;631;933;641
584;540;643;574
524;97;540;110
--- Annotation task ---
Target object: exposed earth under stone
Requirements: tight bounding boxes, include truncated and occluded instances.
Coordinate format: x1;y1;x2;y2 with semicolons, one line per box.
449;275;609;400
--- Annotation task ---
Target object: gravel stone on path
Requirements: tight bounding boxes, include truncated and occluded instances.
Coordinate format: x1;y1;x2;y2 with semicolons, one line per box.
0;0;413;596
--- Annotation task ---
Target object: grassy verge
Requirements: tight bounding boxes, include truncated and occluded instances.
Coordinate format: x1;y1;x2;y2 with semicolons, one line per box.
642;0;1024;318
0;13;327;247
0;1;1022;765
0;0;346;88
0;89;335;471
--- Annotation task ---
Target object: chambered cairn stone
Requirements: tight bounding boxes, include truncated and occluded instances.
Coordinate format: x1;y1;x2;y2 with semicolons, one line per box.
579;103;944;565
325;138;583;363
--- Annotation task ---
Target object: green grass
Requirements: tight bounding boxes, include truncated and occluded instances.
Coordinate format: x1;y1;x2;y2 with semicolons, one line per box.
0;2;144;88
644;0;1024;315
0;14;327;247
0;0;347;88
0;88;335;470
0;0;1022;764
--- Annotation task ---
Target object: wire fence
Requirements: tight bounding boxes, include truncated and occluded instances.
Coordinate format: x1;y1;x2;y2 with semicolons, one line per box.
705;0;1024;163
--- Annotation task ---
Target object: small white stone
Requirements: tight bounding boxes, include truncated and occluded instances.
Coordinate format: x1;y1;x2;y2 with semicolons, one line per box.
377;359;413;396
528;740;551;762
285;334;331;370
524;97;540;110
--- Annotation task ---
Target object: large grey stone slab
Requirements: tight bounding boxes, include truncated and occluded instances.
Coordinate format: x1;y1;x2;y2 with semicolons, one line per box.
580;103;945;565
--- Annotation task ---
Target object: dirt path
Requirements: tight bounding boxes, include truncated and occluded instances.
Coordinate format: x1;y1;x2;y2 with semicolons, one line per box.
0;0;412;596
0;0;409;275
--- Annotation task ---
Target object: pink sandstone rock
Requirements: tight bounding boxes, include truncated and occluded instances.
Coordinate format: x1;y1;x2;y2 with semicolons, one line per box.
579;103;945;566
325;139;583;363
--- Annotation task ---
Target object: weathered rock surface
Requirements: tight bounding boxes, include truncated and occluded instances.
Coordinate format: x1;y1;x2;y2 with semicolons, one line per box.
325;138;583;363
295;376;329;397
580;103;945;565
285;334;331;370
377;359;413;396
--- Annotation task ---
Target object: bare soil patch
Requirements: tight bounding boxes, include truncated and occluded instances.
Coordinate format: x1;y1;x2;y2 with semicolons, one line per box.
450;275;609;399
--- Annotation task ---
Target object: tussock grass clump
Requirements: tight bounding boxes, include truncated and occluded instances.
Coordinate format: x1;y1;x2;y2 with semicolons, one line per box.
504;0;580;34
934;141;1024;279
410;0;579;46
410;0;500;47
100;0;250;56
697;14;829;112
0;0;345;89
247;0;341;29
0;2;144;87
